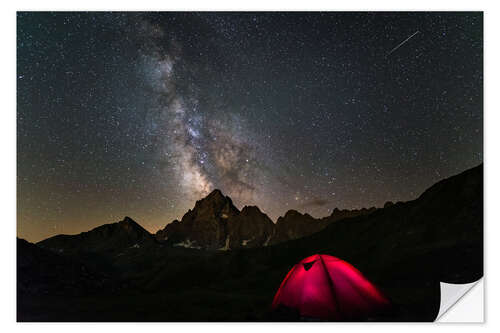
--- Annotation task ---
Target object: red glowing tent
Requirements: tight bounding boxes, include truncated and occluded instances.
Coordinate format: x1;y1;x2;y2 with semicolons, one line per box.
271;254;389;320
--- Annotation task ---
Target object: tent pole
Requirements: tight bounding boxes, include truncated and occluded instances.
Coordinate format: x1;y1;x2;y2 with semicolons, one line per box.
318;255;344;320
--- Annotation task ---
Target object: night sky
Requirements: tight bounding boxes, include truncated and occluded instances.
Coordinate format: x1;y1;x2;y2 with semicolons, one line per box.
17;12;483;242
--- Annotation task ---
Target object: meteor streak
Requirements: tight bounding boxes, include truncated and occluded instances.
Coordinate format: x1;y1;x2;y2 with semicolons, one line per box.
387;30;420;57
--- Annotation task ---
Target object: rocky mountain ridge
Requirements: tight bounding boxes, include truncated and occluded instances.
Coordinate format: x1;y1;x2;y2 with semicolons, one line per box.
37;216;156;255
36;189;381;252
154;189;379;250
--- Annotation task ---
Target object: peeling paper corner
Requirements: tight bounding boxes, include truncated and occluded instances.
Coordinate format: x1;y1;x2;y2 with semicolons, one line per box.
436;278;484;322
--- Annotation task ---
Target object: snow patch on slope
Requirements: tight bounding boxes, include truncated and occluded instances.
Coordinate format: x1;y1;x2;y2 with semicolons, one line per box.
173;239;202;249
219;236;230;251
241;239;253;246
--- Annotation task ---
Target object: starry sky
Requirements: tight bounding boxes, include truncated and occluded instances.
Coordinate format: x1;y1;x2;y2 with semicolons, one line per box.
17;12;483;242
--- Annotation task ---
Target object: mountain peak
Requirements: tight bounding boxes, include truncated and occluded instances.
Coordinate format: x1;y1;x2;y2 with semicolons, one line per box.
283;209;303;218
195;189;233;207
121;216;137;225
118;216;149;233
240;205;263;215
195;188;236;209
36;216;154;255
207;189;224;198
157;188;239;249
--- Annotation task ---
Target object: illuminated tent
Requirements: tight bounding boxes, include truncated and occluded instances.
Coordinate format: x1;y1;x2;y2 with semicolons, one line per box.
271;254;389;320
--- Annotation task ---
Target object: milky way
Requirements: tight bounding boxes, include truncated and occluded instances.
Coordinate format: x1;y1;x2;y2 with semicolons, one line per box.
137;18;267;205
17;12;482;242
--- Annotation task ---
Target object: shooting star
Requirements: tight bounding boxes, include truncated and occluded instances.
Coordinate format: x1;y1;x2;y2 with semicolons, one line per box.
387;30;420;57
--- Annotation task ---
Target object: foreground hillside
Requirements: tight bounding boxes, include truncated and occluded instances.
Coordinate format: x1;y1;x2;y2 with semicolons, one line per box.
18;164;483;321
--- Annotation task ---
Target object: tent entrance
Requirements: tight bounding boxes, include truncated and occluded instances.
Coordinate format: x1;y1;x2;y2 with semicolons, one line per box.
303;260;317;271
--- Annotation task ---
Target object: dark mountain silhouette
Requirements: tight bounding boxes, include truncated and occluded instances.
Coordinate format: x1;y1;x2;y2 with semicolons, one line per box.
155;189;240;249
270;210;324;244
154;189;377;250
37;216;156;255
226;205;275;249
268;207;377;245
17;164;483;322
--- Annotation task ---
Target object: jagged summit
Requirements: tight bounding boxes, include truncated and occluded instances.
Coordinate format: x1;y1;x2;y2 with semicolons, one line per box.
205;188;225;199
240;205;263;214
155;189;239;249
198;189;231;204
281;209;313;219
227;205;274;249
192;189;238;216
327;206;377;221
154;188;385;249
155;192;275;250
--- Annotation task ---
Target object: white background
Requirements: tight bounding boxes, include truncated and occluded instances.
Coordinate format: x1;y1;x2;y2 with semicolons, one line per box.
1;0;496;332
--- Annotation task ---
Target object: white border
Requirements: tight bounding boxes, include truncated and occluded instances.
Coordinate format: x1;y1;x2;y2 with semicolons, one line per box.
2;1;497;332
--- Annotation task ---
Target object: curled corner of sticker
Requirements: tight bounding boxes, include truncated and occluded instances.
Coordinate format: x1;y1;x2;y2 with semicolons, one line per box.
436;278;483;322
